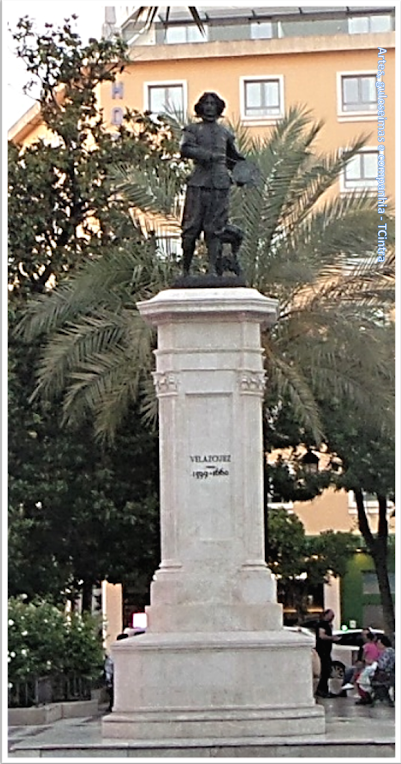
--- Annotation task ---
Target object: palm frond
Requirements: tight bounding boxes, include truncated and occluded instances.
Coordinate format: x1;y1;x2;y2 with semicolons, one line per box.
59;317;155;442
30;309;133;402
109;162;183;221
16;242;168;342
263;339;325;445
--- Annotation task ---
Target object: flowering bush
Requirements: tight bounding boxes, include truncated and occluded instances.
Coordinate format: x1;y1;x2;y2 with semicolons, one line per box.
8;596;104;686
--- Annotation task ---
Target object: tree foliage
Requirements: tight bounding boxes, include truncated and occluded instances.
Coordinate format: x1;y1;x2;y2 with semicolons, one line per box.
8;17;167;608
264;322;395;635
318;360;395;637
267;506;356;621
8;312;160;607
8;16;183;300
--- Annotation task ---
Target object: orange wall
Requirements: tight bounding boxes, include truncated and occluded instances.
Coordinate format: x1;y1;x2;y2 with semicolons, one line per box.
292;487;395;537
293;488;358;535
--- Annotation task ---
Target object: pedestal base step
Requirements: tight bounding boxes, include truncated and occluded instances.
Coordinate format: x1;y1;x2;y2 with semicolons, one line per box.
103;704;325;741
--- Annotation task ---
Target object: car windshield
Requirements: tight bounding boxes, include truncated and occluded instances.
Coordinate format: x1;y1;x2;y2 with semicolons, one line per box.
335;633;364;647
333;629;383;647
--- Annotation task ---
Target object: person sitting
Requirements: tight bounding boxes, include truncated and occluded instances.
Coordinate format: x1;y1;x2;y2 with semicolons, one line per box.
355;631;381;704
370;635;395;706
340;627;374;694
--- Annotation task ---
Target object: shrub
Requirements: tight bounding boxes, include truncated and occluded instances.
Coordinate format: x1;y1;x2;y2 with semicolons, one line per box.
8;596;104;687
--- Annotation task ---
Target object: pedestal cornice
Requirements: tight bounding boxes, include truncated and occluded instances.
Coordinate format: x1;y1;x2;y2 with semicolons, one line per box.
137;287;279;328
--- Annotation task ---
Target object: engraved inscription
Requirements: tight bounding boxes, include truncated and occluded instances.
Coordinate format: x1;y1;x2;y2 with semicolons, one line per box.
190;454;231;479
192;468;229;479
190;455;231;463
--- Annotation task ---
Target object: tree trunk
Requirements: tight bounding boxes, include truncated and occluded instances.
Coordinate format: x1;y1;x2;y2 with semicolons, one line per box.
81;579;93;613
354;489;395;640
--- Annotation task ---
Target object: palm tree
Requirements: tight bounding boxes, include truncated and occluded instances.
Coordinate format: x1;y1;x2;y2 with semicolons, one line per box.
18;107;395;443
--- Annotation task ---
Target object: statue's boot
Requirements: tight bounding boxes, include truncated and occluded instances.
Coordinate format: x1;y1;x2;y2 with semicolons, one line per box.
182;243;195;276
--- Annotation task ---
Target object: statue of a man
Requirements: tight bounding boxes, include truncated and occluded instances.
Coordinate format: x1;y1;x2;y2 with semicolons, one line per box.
180;92;245;277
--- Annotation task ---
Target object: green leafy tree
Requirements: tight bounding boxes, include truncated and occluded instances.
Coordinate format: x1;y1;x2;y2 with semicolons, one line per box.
267;506;356;622
9;16;128;297
8;330;161;609
318;360;395;638
9;15;184;300
263;322;395;636
7;18;174;608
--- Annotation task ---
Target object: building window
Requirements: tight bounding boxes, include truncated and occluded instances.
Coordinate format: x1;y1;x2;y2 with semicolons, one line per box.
340;75;377;114
164;24;206;44
348;15;393;34
241;77;283;120
146;83;185;119
363;571;395;595
111;82;124;99
111;107;124;126
342;149;377;191
250;21;273;40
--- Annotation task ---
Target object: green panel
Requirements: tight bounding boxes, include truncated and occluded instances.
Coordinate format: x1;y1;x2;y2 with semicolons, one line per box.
340;547;395;629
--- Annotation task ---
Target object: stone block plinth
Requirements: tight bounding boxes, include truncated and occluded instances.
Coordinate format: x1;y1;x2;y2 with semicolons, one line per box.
102;287;325;742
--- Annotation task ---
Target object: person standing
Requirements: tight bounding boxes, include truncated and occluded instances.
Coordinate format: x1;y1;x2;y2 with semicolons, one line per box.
315;609;340;698
104;632;129;712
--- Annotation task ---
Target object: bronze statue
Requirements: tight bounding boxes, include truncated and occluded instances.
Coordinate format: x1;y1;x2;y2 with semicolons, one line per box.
180;92;249;280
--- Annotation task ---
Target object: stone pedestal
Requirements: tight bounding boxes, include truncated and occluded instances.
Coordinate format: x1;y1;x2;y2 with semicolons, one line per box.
102;287;325;742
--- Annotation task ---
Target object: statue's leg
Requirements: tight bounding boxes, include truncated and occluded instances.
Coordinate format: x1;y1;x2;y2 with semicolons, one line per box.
205;189;228;276
181;187;202;275
205;236;222;276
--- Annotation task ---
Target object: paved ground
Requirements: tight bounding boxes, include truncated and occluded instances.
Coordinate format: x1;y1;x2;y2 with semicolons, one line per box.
7;694;396;760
